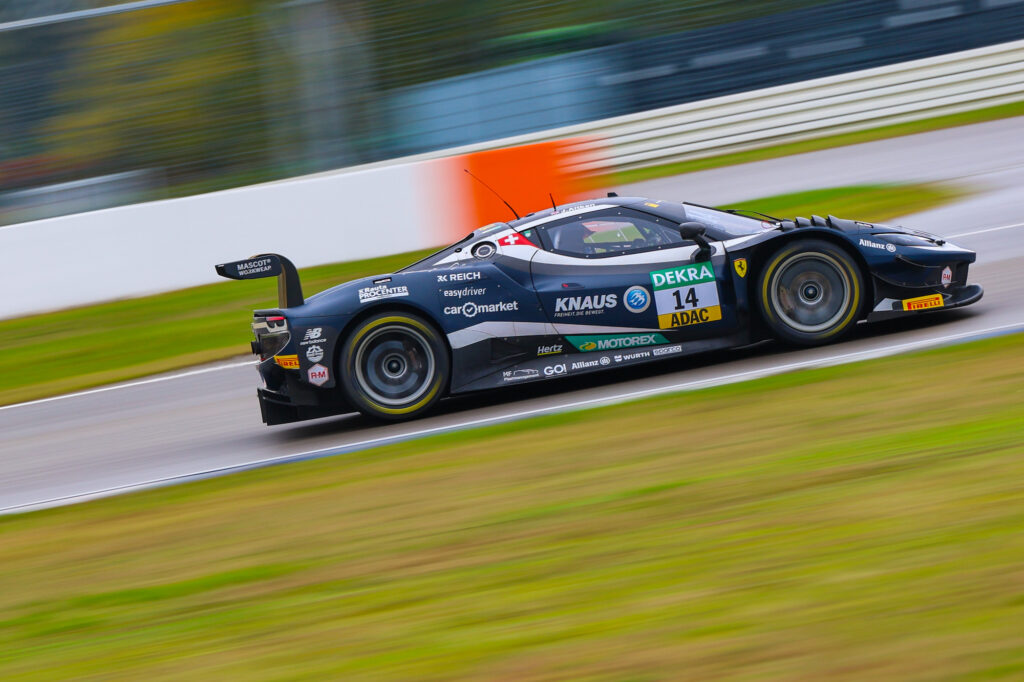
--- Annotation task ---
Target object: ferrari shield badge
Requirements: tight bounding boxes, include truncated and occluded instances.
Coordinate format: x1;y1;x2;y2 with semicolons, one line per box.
734;258;747;278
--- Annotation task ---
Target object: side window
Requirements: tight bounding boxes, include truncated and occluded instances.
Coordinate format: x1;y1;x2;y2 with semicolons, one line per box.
539;211;683;258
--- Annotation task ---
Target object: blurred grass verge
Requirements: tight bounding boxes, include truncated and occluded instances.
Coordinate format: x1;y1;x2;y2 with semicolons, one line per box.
2;333;1022;680
0;183;962;406
613;100;1024;185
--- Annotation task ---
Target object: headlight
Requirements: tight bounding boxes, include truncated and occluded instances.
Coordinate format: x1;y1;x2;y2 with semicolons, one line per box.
877;233;939;247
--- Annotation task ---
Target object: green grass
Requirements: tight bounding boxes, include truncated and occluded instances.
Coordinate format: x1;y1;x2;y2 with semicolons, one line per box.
2;333;1023;680
0;182;962;406
613;100;1024;185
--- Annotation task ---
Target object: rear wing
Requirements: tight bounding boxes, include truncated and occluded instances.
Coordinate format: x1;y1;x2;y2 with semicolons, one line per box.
215;253;304;308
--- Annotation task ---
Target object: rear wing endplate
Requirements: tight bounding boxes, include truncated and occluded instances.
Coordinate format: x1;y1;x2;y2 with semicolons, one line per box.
215;253;304;308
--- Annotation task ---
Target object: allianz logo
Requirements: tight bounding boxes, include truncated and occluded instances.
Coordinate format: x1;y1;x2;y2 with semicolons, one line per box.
571;359;600;370
859;237;896;252
555;294;617;313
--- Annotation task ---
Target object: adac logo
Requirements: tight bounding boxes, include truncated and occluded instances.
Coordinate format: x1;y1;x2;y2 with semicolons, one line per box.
733;258;747;278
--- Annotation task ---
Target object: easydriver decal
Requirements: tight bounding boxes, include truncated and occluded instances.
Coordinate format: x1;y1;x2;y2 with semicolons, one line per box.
566;333;669;352
649;261;722;329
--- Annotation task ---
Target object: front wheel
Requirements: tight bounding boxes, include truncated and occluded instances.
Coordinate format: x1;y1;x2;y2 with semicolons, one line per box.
756;239;865;346
339;312;449;421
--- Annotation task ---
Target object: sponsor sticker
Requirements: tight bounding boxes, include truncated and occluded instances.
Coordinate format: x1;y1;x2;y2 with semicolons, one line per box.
443;300;520;317
651;344;683;357
436;271;482;283
649;261;721;329
537;344;563;356
274;354;299;370
442;287;486;298
902;293;944;311
566;333;669;352
614;350;652;363
599;356;611;366
358;283;409;303
502;368;539;382
303;328;322;341
554;294;617;317
305;345;324;363
307;363;329;386
571;359;600;370
623;286;651;313
497;233;536;248
860;237;896;252
543;363;567;376
734;258;747;278
941;266;953;287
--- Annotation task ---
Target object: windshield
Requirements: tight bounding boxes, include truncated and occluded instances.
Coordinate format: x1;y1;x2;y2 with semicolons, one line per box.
684;204;775;238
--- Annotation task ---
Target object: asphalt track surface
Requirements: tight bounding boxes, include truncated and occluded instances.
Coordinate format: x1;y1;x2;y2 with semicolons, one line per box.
4;117;1024;514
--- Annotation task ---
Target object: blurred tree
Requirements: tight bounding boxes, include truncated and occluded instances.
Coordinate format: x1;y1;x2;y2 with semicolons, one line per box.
44;0;269;183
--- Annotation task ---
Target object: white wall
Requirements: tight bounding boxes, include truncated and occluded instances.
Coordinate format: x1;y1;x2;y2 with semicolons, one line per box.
0;160;454;319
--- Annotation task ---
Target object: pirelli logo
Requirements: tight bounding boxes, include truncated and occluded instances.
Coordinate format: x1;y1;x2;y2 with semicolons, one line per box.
902;294;944;312
274;354;300;369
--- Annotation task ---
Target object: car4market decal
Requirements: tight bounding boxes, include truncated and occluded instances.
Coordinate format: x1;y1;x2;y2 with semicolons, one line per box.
650;261;722;329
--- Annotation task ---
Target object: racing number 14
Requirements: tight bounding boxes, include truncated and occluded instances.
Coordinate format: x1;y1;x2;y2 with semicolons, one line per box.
672;288;699;310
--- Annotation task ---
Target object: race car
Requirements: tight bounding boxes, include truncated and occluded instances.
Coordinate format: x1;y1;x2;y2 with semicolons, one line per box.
216;194;982;424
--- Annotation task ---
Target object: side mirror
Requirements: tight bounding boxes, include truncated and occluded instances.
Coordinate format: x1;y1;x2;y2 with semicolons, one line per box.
678;222;706;239
677;222;713;262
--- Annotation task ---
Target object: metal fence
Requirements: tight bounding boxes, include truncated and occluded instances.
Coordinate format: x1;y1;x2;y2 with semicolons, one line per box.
3;0;1024;224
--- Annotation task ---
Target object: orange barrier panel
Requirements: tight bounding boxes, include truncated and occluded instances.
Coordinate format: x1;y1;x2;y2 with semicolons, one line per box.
432;138;602;244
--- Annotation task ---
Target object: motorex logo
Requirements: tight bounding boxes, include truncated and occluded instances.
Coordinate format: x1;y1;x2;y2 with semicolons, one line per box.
623;286;650;313
566;333;669;352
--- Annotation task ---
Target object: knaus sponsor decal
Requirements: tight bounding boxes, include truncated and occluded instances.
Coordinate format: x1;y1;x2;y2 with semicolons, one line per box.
554;294;617;317
444;300;520;317
860;238;897;252
358;283;409;303
566;333;669;352
437;271;483;283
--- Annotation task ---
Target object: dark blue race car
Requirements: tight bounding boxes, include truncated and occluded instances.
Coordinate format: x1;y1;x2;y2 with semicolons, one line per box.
216;195;982;423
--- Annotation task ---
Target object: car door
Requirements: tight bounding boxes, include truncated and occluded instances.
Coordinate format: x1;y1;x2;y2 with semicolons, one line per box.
528;206;737;350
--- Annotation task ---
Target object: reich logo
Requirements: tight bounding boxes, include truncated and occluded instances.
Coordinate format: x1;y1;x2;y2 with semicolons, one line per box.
307;363;329;386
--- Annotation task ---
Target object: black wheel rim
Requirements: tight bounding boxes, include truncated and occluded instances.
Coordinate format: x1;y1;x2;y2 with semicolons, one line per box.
354;325;435;406
770;252;851;333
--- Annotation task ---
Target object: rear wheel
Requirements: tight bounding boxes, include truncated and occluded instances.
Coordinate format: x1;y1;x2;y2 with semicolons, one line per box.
339;312;448;421
757;239;864;345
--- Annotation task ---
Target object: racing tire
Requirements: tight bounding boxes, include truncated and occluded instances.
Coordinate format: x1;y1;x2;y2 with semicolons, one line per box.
756;239;865;346
339;312;449;421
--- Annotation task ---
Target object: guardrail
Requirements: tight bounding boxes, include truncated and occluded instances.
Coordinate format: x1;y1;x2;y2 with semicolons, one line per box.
423;38;1024;174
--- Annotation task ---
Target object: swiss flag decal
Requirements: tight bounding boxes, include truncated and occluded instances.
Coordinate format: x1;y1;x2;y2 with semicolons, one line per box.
498;233;536;248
